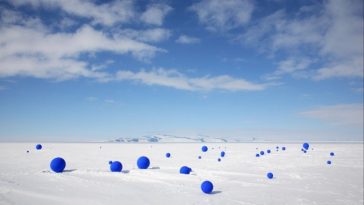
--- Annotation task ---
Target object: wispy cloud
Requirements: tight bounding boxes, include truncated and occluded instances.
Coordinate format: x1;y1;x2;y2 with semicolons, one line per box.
116;68;266;91
301;104;364;128
189;0;254;31
140;4;172;26
176;35;200;44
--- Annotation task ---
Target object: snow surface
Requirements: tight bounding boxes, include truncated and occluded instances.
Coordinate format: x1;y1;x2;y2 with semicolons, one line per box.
0;143;363;205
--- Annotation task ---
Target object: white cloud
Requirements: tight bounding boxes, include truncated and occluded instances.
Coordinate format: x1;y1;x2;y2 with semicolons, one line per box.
176;35;200;44
264;58;313;80
9;0;136;26
0;11;164;80
140;4;172;26
301;104;364;128
190;0;254;31
116;68;266;91
242;0;363;80
116;28;171;43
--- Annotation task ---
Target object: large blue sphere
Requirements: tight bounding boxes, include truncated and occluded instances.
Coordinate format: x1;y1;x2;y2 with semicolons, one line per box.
303;143;310;150
166;153;171;158
267;172;273;179
201;146;208;152
201;181;214;194
220;151;225;157
137;156;150;169
179;166;192;174
110;161;123;172
260;151;265;155
50;157;66;173
36;144;42;150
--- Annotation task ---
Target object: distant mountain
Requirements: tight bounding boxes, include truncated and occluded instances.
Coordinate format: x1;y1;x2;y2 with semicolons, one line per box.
109;134;230;143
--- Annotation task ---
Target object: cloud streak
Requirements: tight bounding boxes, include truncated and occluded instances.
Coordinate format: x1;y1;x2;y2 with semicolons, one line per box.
116;68;266;91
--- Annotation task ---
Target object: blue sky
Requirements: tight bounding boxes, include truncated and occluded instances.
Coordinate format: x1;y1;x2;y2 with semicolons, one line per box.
0;0;363;142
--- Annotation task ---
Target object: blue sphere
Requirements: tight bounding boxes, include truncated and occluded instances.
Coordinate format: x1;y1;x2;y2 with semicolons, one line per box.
260;151;265;155
110;161;123;172
36;144;42;150
198;156;202;159
217;158;221;162
303;143;309;150
220;151;225;157
201;146;208;152
26;150;29;153
282;147;286;151
330;152;335;156
267;149;271;154
108;161;113;165
256;153;260;157
137;156;150;169
201;180;214;194
166;153;171;158
179;166;192;174
327;160;332;165
50;157;66;173
267;172;273;179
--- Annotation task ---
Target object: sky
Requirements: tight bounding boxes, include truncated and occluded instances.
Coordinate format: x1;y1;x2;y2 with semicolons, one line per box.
0;0;363;142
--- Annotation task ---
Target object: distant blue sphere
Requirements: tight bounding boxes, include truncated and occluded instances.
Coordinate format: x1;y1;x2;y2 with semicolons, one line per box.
256;153;260;157
36;144;42;150
260;151;264;155
137;156;150;169
109;161;113;165
166;153;171;158
110;161;123;172
198;156;202;159
267;149;271;154
276;146;279;149
50;157;66;173
303;143;309;150
303;150;307;153
267;172;273;179
220;151;225;157
26;150;29;153
330;152;335;156
179;166;192;174
327;160;332;165
201;146;208;152
201;180;214;194
218;158;221;162
282;147;286;151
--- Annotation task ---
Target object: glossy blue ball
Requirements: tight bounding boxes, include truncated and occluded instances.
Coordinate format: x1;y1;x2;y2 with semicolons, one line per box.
282;147;286;151
201;181;214;194
303;143;309;150
256;153;260;157
330;152;335;156
108;161;112;165
267;149;271;154
179;166;192;174
137;156;150;169
220;151;225;157
217;158;221;162
166;153;171;158
50;157;66;173
327;160;332;165
198;156;202;159
267;172;273;179
201;146;208;152
110;161;123;172
260;151;264;155
36;144;42;150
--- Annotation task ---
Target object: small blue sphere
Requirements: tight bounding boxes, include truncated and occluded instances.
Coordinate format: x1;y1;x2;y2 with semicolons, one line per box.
179;166;192;174
137;156;150;169
36;144;42;150
303;143;309;150
218;158;221;162
330;152;335;156
26;150;29;153
327;160;332;165
260;151;265;155
282;147;286;151
220;151;225;157
108;160;112;165
201;180;214;194
267;149;271;154
256;153;260;157
201;145;208;152
198;156;202;159
166;153;171;158
50;157;66;173
267;172;273;179
110;161;123;172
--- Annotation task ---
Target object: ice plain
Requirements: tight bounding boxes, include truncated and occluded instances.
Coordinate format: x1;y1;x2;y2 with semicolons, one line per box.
0;143;363;205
